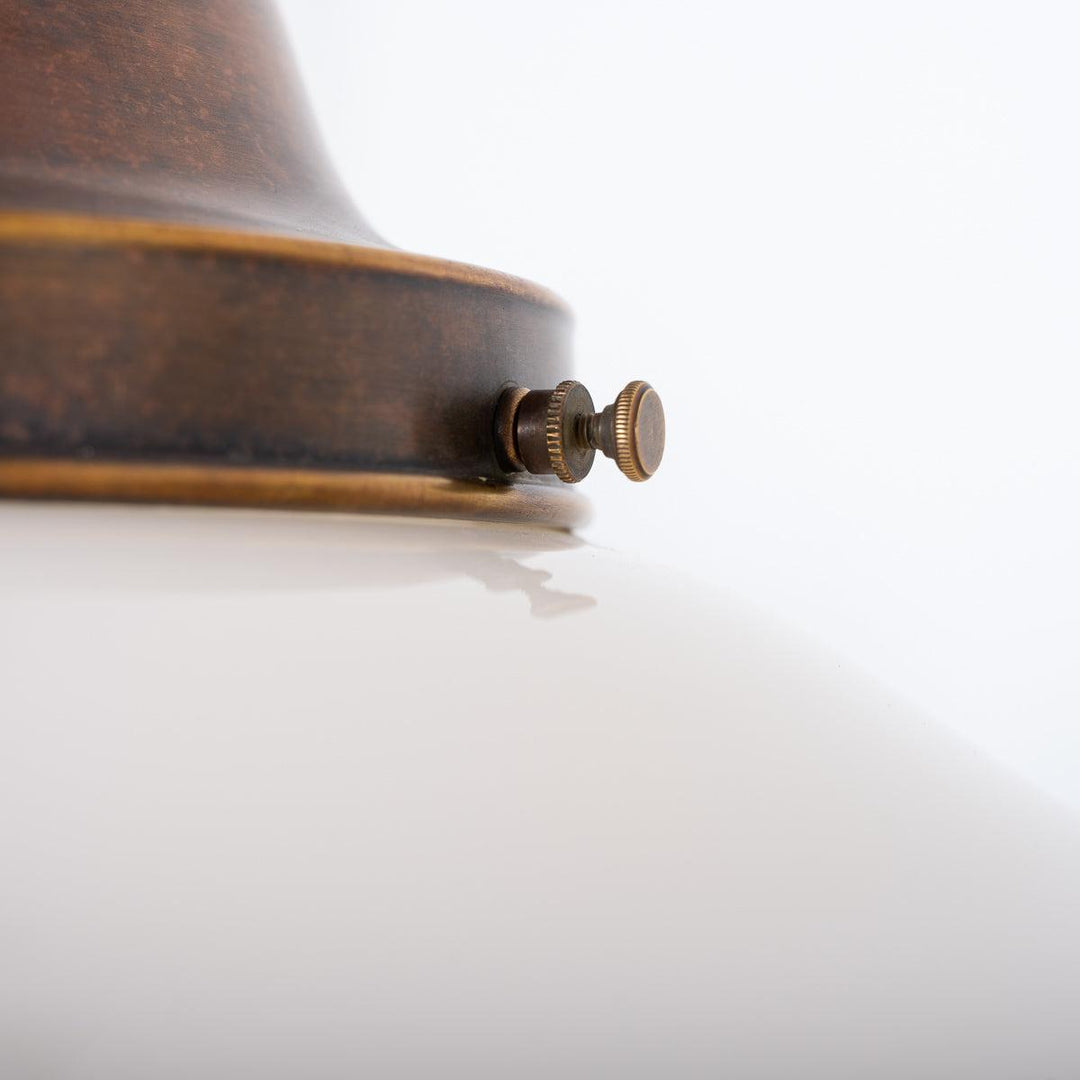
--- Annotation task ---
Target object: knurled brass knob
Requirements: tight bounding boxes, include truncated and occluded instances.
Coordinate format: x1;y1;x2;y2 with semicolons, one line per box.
495;379;665;484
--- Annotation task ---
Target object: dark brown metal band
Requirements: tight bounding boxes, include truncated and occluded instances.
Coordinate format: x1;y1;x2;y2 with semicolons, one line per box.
0;214;578;524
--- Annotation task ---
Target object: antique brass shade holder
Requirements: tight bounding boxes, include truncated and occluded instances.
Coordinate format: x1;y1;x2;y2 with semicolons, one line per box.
0;0;662;527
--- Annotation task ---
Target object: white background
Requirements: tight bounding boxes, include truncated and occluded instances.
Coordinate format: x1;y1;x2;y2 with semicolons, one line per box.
278;0;1080;810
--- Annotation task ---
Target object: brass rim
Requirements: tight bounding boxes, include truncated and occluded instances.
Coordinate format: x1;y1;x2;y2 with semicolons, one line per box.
0;459;590;529
0;212;570;312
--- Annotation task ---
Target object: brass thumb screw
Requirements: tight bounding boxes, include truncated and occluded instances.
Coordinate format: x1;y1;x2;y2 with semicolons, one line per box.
495;380;665;484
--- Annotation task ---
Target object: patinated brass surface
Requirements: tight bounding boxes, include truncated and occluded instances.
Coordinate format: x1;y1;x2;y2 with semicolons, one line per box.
0;1;578;525
0;1;666;520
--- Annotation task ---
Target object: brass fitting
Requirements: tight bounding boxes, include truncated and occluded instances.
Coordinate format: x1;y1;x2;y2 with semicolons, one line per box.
496;380;665;484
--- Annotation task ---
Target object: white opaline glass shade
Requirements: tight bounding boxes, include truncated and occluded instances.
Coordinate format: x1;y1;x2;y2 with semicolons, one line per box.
2;503;1078;1078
